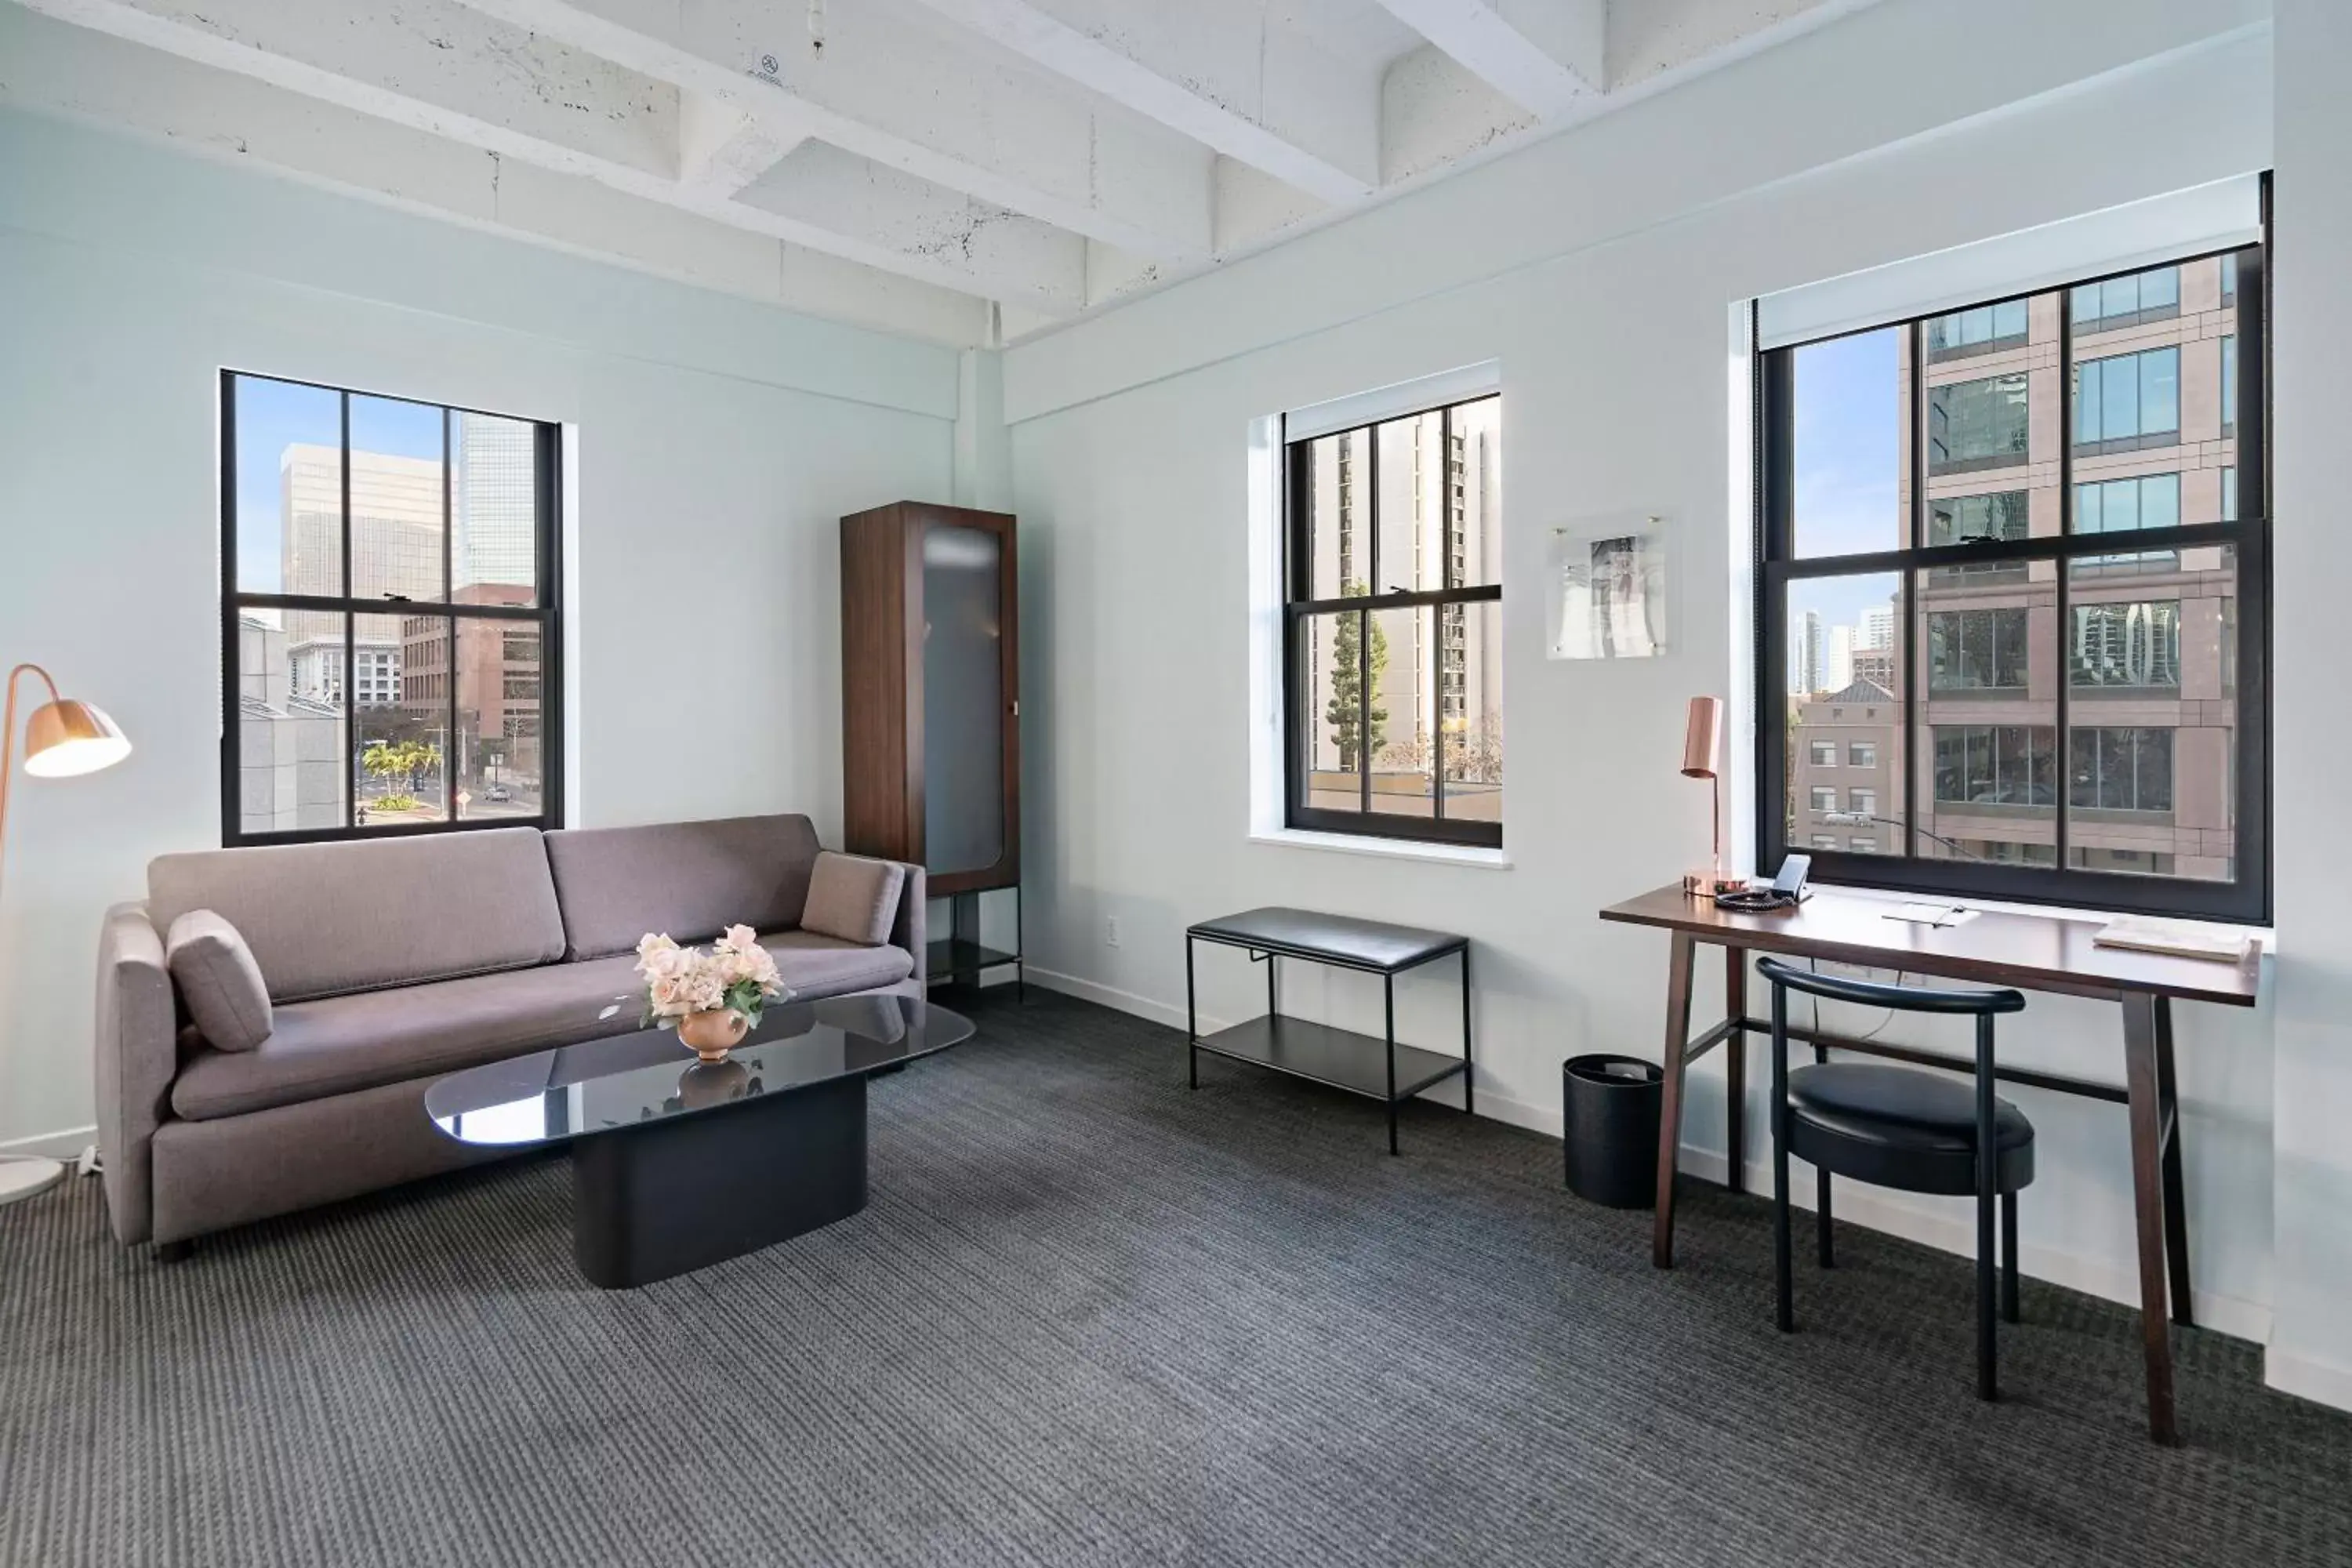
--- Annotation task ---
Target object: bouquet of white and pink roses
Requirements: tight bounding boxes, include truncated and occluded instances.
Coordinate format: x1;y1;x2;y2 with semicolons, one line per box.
634;926;788;1030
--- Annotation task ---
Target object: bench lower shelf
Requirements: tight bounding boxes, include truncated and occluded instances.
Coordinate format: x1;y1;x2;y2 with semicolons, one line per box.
1192;1014;1466;1104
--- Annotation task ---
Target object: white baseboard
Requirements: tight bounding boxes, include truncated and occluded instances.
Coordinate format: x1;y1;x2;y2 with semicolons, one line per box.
2267;1347;2352;1414
0;1125;95;1161
1022;964;2274;1347
1682;1144;2271;1345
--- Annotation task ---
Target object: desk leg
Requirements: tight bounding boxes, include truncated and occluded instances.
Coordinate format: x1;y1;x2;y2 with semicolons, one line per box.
2154;996;2194;1329
1724;946;1747;1197
2122;993;2180;1445
1652;931;1697;1269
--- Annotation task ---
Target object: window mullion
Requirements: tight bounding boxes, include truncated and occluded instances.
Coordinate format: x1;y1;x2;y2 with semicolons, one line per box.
2056;282;2074;875
340;390;355;832
1904;319;1922;861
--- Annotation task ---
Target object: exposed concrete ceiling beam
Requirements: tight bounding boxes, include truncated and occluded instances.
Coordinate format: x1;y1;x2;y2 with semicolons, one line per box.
677;91;804;198
458;0;1214;263
0;4;993;347
902;0;1376;205
14;0;1083;311
1369;0;1604;118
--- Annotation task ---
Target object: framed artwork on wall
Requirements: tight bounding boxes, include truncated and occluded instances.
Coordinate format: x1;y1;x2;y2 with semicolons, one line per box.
1547;514;1672;659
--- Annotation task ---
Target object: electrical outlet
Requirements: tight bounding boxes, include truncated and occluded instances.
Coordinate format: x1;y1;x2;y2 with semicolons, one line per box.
1105;916;1123;948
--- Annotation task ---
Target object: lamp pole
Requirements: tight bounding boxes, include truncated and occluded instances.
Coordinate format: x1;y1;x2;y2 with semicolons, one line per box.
1;662;131;1207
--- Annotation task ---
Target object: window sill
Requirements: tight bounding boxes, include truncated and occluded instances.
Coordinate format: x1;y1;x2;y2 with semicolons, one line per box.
1248;828;1512;871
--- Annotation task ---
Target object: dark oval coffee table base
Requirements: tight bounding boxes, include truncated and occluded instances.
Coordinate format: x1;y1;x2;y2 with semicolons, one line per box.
574;1070;870;1288
426;995;974;1289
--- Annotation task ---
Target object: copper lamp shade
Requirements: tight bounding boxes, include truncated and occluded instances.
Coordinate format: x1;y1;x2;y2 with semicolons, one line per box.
1681;695;1733;895
1680;695;1722;780
23;698;131;778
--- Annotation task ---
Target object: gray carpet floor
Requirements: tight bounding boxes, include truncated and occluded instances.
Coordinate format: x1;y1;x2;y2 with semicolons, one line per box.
4;988;2347;1567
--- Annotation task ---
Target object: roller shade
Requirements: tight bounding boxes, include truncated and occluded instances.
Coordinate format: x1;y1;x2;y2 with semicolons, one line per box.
1757;174;2263;351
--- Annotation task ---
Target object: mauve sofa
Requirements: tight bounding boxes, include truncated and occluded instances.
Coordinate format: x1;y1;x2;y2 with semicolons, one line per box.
93;813;924;1250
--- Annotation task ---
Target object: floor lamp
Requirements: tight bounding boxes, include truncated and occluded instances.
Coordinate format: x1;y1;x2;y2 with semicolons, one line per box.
0;664;131;1207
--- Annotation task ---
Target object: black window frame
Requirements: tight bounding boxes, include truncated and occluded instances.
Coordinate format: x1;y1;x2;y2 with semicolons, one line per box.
219;369;564;847
1755;205;2270;924
1282;392;1503;848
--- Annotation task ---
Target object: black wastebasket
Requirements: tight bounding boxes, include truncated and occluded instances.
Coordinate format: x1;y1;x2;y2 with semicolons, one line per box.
1562;1054;1664;1209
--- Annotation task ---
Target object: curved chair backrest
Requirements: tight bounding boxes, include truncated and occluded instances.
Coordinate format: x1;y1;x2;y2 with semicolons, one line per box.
1754;956;2025;1016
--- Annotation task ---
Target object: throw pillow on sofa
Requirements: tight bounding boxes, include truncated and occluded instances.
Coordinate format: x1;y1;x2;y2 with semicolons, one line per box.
165;909;274;1052
800;852;906;946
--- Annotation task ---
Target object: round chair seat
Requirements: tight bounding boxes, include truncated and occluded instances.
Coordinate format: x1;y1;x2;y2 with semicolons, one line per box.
1787;1062;2036;1197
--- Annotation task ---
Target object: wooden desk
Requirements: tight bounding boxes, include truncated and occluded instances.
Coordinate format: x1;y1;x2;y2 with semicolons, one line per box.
1599;882;2262;1445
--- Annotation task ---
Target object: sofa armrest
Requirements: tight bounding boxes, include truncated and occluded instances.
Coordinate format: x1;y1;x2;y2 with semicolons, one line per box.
888;862;927;985
93;902;177;1245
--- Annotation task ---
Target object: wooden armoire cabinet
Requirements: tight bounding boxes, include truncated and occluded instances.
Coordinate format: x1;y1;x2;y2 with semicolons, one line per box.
839;502;1020;988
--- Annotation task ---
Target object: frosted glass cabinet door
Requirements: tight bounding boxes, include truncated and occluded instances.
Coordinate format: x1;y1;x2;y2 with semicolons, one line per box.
921;523;1005;877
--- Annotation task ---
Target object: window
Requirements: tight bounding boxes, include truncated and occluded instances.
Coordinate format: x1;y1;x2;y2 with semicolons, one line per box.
1810;834;1839;849
1284;394;1501;846
2071;727;2174;812
1928;372;2030;474
1759;237;2267;921
1925;298;2028;360
2069;600;2183;691
1809;739;1836;766
223;372;561;843
2073;347;2180;454
2222;335;2238;434
1933;725;2056;806
2072;264;2180;331
1929;608;2028;691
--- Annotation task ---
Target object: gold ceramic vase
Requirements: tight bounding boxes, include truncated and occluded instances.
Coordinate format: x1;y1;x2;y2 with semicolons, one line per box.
677;1007;750;1062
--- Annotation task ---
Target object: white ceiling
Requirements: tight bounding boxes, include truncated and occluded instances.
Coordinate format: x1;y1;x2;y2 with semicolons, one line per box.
0;0;1878;346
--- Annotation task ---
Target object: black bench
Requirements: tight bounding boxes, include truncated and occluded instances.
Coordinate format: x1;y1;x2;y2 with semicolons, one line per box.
1184;906;1473;1155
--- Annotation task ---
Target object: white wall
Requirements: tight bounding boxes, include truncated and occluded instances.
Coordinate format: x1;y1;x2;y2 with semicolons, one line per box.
2266;0;2352;1413
0;109;959;1151
1004;0;2300;1357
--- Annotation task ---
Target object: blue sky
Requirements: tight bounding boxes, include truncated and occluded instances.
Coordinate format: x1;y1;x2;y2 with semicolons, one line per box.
233;376;443;591
1790;328;1904;659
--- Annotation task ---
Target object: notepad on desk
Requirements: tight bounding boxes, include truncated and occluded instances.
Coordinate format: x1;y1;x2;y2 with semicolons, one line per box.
2092;916;2256;964
1883;902;1978;927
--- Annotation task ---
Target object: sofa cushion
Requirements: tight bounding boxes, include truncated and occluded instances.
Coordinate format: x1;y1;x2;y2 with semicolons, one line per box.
800;852;906;946
170;933;916;1122
543;814;823;960
765;930;915;1000
148;829;566;1004
164;911;273;1052
172;954;645;1122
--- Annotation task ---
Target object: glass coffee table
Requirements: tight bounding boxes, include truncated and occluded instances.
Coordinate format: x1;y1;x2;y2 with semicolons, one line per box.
426;993;974;1288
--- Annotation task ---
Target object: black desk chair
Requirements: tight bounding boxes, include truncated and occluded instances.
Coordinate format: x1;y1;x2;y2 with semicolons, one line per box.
1754;956;2034;1400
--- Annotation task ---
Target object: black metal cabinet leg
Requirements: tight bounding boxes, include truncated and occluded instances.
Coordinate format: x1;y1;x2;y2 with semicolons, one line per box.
1185;936;1198;1089
1460;946;1475;1118
1385;972;1399;1156
2154;996;2194;1328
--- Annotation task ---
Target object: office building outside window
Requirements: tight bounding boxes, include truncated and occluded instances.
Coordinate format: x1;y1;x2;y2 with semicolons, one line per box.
1760;238;2266;923
1284;394;1501;847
